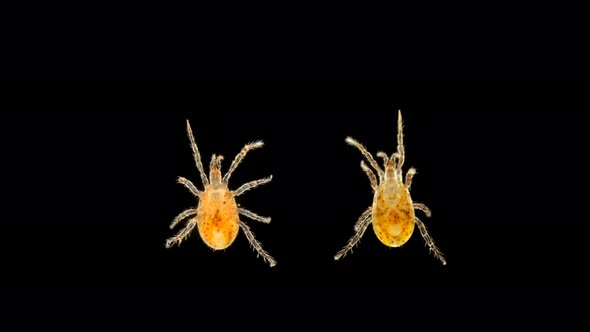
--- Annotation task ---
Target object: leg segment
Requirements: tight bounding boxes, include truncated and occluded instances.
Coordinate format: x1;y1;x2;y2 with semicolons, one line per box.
238;207;271;224
354;206;373;231
404;168;417;190
334;212;372;260
169;208;198;229
233;176;273;197
222;141;264;184
415;217;446;265
186;120;209;187
177;177;203;197
376;151;389;169
396;110;405;169
239;221;276;267
360;161;377;191
165;218;197;248
345;137;384;181
413;202;431;217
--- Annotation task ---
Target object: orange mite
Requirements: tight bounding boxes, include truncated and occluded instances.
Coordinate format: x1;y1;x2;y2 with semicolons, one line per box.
165;120;276;267
334;110;446;265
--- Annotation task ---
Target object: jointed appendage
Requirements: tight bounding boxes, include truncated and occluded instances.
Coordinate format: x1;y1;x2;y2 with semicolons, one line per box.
353;206;372;232
177;177;203;197
169;208;198;229
186;120;209;187
404;168;416;189
376;151;389;169
360;161;377;191
335;211;372;260
233;176;273;197
222;141;264;184
413;202;431;217
415;217;446;265
239;207;271;224
165;218;197;248
345;137;384;181
239;221;276;267
396;110;405;168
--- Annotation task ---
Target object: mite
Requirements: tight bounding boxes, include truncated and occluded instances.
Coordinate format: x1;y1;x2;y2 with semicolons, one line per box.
165;120;276;267
334;110;446;265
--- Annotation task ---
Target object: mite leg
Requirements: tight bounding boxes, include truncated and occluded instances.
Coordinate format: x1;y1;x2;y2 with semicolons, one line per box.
415;217;446;265
396;110;405;169
376;151;389;169
413;202;431;217
345;137;384;181
233;176;273;197
239;221;277;267
177;177;203;197
334;212;372;260
165;218;197;248
360;161;377;191
186;120;209;187
354;206;372;231
169;208;198;229
238;207;271;224
404;168;417;190
222;141;264;183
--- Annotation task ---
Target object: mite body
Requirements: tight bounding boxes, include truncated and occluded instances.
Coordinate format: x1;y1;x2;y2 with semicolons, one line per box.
165;120;276;267
335;110;446;265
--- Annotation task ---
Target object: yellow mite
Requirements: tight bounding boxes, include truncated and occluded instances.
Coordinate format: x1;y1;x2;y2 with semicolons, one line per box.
335;111;446;265
165;120;276;267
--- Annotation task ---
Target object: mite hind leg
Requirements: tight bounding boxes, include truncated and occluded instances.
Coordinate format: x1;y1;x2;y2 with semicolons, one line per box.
414;217;446;265
165;218;198;248
334;210;372;260
239;221;276;267
169;208;198;229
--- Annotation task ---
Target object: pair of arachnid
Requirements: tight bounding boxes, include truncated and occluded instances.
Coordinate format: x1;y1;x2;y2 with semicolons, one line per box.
165;111;446;267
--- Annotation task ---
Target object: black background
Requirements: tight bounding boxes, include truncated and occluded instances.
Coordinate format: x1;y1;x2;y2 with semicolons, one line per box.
1;81;589;327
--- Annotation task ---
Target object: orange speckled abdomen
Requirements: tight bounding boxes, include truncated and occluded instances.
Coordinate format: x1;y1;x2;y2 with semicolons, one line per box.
197;189;239;250
372;187;415;247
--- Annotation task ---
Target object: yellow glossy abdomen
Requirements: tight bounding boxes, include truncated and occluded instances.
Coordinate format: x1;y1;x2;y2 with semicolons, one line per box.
372;186;415;247
197;189;239;250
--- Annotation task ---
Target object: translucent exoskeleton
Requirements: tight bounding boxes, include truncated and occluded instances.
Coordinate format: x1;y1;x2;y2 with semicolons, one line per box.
334;110;446;265
165;120;276;267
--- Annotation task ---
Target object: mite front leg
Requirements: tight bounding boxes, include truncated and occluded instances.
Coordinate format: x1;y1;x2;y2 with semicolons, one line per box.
186;120;209;187
222;141;265;184
345;137;384;181
169;208;198;229
360;161;377;192
233;176;273;197
376;151;389;169
334;212;372;260
177;177;203;197
414;217;446;265
239;221;277;267
413;202;431;217
404;168;416;190
165;218;197;248
396;110;405;169
238;207;271;224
